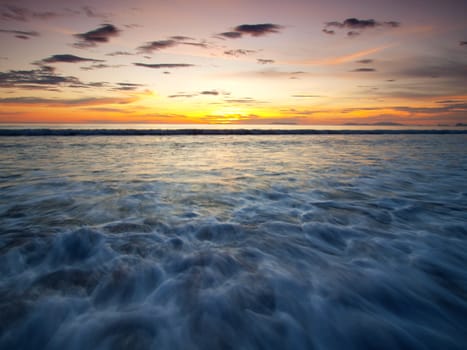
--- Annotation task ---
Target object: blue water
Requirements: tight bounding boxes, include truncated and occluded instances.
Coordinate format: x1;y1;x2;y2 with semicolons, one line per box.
1;134;466;349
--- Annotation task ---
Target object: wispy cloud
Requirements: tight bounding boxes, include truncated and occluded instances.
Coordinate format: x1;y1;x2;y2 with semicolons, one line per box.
257;59;275;65
137;40;177;53
218;31;243;39
80;64;125;71
356;59;374;64
351;68;376;72
0;96;136;106
133;63;195;69
73;24;120;48
105;51;134;57
0;28;39;39
39;54;104;64
0;4;59;21
294;45;391;65
224;49;256;57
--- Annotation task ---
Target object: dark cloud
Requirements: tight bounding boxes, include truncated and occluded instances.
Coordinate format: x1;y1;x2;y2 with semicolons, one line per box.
257;59;275;64
224;49;256;57
0;5;58;21
74;24;120;48
218;31;243;39
200;90;219;95
41;54;104;64
217;23;282;39
0;29;39;39
234;23;282;37
133;63;195;69
0;66;81;89
356;59;374;64
323;18;400;37
137;40;177;53
0;66;113;90
351;68;376;72
460;41;467;46
105;51;134;56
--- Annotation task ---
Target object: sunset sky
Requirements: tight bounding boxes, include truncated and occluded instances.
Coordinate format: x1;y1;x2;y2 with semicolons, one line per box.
0;0;466;125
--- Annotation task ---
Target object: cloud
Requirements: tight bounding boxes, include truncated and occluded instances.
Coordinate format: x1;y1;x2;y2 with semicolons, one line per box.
0;29;39;39
218;31;243;39
224;49;256;57
40;54;104;64
347;31;360;37
0;96;136;106
356;59;374;64
323;18;400;37
105;51;134;56
234;23;282;37
257;59;275;65
112;82;145;91
168;93;196;98
200;90;219;95
0;66;115;90
292;94;322;98
0;66;81;89
351;68;376;72
133;63;195;69
137;37;208;53
460;41;467;46
170;36;194;41
80;64;125;71
74;24;120;48
217;23;282;39
137;40;177;53
0;4;58;21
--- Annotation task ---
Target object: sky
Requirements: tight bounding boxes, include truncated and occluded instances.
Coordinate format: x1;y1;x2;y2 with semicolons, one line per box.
0;0;466;125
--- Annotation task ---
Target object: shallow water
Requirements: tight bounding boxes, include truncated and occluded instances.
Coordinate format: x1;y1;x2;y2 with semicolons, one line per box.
1;134;466;349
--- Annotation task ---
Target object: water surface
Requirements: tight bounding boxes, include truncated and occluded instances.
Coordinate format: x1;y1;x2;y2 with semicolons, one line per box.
1;134;466;349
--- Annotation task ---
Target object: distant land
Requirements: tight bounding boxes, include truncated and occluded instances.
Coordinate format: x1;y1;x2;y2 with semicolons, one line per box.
343;122;405;126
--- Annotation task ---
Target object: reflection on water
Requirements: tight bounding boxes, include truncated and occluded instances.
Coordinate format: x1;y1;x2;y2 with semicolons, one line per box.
1;134;467;349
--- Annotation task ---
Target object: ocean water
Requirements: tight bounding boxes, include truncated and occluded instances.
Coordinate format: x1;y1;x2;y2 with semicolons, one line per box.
1;133;466;349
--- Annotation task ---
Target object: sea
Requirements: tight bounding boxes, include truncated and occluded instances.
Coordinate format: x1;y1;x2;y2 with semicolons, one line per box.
1;124;467;349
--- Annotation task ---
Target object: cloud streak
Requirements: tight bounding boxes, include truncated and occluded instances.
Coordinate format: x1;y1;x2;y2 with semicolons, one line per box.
133;63;195;69
137;40;177;53
40;54;104;64
224;49;256;57
0;29;39;39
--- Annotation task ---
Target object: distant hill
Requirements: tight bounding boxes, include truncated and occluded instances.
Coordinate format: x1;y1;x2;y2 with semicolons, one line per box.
343;122;405;126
